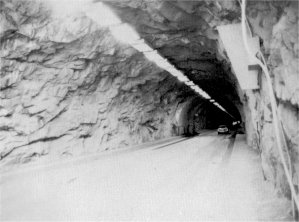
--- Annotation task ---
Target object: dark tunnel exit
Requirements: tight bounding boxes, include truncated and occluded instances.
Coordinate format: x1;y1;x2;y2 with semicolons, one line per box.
175;96;241;136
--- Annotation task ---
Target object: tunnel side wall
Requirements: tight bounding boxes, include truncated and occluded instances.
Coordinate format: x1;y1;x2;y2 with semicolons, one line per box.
175;98;208;135
0;0;298;201
239;1;299;198
0;1;195;167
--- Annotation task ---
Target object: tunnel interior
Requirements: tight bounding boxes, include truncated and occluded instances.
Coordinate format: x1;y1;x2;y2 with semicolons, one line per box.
175;97;238;136
105;0;244;131
1;0;298;212
0;0;245;165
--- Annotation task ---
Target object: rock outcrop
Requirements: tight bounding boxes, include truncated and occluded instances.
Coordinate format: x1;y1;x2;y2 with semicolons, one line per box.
244;1;299;198
106;0;299;198
0;0;298;202
0;0;200;167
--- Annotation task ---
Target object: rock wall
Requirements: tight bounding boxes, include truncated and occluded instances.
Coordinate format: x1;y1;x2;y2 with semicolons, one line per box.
242;1;299;197
0;0;196;168
1;0;298;202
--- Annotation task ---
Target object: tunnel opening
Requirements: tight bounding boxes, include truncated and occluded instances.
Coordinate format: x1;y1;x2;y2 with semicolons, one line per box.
1;0;298;218
175;93;241;137
0;0;246;167
104;1;245;137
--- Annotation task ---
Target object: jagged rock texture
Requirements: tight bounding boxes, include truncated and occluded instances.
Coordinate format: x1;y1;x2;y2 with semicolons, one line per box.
0;0;298;201
106;0;299;197
0;0;199;167
244;1;299;197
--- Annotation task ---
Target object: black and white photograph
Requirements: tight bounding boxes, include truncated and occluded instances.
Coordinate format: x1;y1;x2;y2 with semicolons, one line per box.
0;0;298;221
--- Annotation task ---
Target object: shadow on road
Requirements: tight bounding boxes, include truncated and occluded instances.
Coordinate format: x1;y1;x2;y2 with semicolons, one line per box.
221;131;237;164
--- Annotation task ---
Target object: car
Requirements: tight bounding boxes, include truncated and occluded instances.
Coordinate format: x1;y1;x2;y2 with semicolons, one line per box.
217;125;230;134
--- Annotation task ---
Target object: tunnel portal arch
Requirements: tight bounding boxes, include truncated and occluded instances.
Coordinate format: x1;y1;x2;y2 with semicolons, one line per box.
175;97;241;136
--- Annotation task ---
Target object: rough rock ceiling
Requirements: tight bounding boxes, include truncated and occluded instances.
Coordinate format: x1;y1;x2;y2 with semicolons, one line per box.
105;0;243;117
1;0;298;204
0;0;246;166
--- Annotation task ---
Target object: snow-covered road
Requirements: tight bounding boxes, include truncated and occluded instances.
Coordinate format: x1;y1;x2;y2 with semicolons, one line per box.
0;132;291;221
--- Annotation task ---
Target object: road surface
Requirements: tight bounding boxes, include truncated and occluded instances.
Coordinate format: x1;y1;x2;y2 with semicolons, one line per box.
0;131;292;221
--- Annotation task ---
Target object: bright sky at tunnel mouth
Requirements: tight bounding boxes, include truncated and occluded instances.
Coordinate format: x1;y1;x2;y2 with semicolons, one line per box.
81;1;236;120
